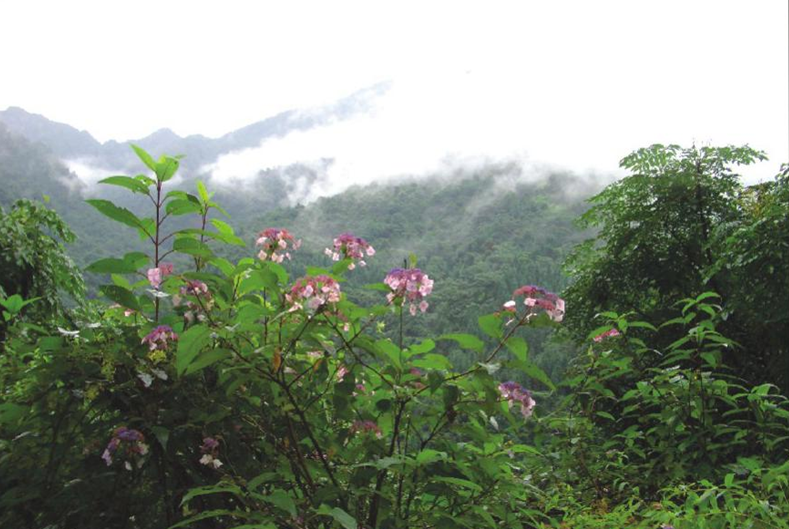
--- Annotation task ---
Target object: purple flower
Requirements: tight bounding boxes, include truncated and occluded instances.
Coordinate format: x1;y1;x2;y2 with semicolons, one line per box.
384;268;434;315
102;427;148;468
498;381;536;418
141;325;179;351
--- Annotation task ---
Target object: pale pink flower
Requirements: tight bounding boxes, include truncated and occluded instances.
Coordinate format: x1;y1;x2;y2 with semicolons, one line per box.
593;328;621;342
325;233;376;269
510;285;565;322
384;268;434;315
256;228;300;263
286;275;341;312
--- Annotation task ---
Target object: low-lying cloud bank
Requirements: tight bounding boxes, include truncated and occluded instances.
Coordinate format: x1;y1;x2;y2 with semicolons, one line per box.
203;72;627;204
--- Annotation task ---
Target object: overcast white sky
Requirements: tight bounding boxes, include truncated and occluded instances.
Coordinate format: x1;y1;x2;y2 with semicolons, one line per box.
1;0;787;185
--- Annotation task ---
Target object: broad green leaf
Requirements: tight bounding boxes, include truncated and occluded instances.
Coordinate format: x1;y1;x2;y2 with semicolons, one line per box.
131;144;156;172
416;449;447;465
412;354;452;371
509;358;555;391
155;156;179;182
185;348;231;375
197;180;210;202
86;199;145;230
86;257;140;274
100;285;141;311
323;507;357;529
478;314;502;339
259;490;296;517
439;333;484;353
173;237;214;258
176;325;212;375
505;336;528;362
99;175;150;194
166;199;202;216
409;339;435;355
432;476;482;492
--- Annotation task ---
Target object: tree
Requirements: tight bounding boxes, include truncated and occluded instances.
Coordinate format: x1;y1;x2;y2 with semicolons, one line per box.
0;199;85;322
563;144;788;393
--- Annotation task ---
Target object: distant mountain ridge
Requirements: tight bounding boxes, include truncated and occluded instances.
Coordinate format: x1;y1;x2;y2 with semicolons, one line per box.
0;81;391;176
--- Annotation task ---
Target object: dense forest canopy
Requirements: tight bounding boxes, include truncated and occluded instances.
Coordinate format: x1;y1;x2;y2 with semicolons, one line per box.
0;112;787;528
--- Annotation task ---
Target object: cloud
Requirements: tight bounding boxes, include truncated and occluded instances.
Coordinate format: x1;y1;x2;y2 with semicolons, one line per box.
203;71;628;204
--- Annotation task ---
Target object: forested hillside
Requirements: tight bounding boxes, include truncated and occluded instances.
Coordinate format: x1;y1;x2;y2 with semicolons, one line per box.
1;120;787;528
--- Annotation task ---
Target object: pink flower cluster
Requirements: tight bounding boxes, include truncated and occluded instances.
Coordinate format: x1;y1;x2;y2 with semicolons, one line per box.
286;275;341;312
174;280;213;323
324;232;375;270
141;325;179;351
350;420;383;439
199;437;222;469
102;427;149;468
593;328;621;342
256;228;301;263
504;285;565;322
498;381;536;419
384;268;434;315
147;262;174;289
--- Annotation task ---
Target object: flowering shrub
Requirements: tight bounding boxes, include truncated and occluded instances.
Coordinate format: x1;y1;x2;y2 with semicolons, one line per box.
498;380;536;418
325;232;375;269
141;325;178;351
101;427;148;469
3;145;784;529
285;274;341;312
384;267;434;315
146;262;173;288
199;437;223;469
506;284;565;322
173;279;213;322
256;227;300;263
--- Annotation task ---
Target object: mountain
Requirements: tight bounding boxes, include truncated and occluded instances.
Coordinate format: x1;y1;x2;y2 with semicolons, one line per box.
0;81;390;177
0;107;102;158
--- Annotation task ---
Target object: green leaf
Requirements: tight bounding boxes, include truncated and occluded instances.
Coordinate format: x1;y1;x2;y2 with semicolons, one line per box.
166;199;202;216
155;156;180;182
509;358;555;391
185;348;231;375
151;426;170;449
478;314;502;339
99;175;151;194
131;144;156;172
100;285;141;311
409;339;435;355
319;506;357;529
439;333;484;353
259;490;296;517
412;354;452;371
0;403;29;425
86;199;146;231
376;339;402;369
173;237;214;258
432;476;482;492
86;257;141;274
416;449;447;465
197;180;211;204
210;257;235;277
505;336;528;362
176;325;213;375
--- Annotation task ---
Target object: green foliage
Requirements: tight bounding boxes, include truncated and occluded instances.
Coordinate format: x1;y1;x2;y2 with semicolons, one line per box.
0;199;85;322
0;143;786;529
563;144;789;393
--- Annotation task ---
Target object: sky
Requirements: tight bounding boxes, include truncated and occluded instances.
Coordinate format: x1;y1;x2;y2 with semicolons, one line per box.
1;0;787;188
